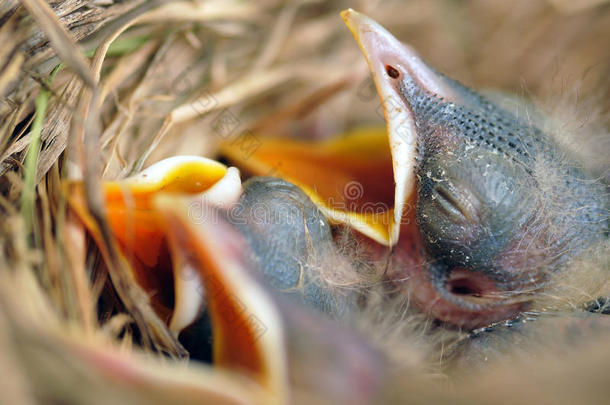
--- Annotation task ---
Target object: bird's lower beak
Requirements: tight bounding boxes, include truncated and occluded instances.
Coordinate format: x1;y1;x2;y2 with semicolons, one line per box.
156;194;388;404
155;195;289;404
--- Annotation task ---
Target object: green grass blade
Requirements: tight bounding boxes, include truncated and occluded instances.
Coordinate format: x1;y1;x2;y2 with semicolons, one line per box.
21;87;50;235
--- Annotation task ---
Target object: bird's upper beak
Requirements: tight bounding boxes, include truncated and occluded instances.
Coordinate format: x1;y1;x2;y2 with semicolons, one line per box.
220;128;396;245
341;9;462;245
341;9;454;98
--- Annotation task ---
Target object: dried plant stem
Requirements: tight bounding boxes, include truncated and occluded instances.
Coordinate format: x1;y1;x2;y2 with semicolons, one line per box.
19;0;96;88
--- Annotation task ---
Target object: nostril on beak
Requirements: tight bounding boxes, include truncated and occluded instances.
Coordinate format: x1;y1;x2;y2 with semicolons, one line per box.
385;65;400;78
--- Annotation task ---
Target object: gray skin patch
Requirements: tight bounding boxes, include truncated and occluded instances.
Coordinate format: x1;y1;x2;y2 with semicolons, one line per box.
230;177;355;318
397;71;608;295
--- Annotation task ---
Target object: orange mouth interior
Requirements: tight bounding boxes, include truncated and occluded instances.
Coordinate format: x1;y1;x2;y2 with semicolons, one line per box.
65;159;229;321
221;128;397;244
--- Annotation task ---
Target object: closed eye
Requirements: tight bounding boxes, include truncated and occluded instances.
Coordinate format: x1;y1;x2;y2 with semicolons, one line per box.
433;185;469;222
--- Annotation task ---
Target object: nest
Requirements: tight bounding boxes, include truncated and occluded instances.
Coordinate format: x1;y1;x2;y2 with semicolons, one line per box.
0;0;608;403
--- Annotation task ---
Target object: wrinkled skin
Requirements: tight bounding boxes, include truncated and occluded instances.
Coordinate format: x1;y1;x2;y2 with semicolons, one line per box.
410;72;606;280
448;311;610;373
160;175;610;402
182;172;607;372
179;64;609;363
50;10;609;403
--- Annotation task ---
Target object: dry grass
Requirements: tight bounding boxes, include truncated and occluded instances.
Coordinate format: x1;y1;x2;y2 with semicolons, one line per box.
0;0;608;403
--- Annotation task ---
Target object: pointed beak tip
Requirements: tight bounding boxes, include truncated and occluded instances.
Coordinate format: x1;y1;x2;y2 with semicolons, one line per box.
340;8;359;40
340;9;376;44
339;8;355;21
340;9;399;58
340;8;359;21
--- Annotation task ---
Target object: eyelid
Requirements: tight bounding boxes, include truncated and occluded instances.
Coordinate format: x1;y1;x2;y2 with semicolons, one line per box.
432;182;480;224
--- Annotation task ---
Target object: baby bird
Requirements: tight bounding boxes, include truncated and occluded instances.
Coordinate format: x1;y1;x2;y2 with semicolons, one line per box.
224;9;608;330
351;9;608;327
216;10;610;380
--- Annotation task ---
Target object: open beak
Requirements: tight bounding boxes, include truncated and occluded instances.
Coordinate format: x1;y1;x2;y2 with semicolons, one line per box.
155;196;289;404
156;195;387;404
220;128;395;245
341;9;418;246
222;10;461;247
341;9;467;245
65;156;241;334
68;156;384;402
